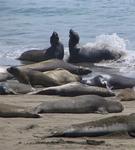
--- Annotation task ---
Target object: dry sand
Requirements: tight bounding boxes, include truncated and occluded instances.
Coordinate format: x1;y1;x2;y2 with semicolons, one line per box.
0;95;135;150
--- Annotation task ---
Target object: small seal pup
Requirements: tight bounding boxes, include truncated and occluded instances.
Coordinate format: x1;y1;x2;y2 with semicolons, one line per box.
17;59;92;75
33;95;123;114
7;67;81;87
18;32;64;62
48;113;135;138
29;82;115;97
0;103;40;118
83;74;135;89
68;29;124;63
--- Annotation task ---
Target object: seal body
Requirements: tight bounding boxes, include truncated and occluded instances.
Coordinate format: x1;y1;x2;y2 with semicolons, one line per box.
0;80;34;94
17;59;92;75
0;103;40;118
33;95;123;114
84;74;135;89
49;113;135;137
43;69;81;85
7;67;81;87
29;82;115;97
68;29;123;63
18;32;64;62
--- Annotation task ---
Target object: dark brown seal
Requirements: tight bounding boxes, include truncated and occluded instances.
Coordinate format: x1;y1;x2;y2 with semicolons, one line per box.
18;32;64;62
68;29;124;63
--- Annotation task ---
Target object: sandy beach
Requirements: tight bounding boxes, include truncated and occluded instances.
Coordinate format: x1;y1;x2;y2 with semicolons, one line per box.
0;94;134;150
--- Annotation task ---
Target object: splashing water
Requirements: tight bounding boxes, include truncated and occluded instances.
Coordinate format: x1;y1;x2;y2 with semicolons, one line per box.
84;33;127;53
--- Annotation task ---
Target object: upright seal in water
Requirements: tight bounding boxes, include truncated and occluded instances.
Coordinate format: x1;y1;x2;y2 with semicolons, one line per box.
33;95;123;114
48;113;135;138
17;59;92;75
18;32;64;62
68;29;123;63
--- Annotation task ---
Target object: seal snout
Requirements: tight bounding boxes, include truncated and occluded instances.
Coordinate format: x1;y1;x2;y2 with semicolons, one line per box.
7;66;18;74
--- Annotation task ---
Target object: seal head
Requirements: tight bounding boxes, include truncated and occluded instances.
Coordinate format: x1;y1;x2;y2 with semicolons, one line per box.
50;32;59;46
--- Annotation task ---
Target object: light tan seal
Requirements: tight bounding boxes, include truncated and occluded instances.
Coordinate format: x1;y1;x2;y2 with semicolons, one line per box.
0;103;40;118
29;82;115;97
48;113;135;138
33;95;123;114
7;67;81;87
17;59;92;75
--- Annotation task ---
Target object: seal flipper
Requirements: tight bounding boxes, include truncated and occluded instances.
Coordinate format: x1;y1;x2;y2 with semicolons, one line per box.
96;107;109;114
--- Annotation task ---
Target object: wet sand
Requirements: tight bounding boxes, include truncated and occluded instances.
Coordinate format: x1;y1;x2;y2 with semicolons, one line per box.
0;95;134;150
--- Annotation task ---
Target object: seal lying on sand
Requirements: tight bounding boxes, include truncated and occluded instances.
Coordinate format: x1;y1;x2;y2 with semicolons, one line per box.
83;74;135;89
68;29;124;63
18;32;64;62
0;80;34;94
0;71;13;82
117;88;135;101
0;103;40;118
33;95;123;114
7;67;81;87
29;82;115;97
48;113;135;138
17;59;92;75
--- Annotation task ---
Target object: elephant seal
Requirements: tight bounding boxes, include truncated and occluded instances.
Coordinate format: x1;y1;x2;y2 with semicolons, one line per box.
17;59;92;75
83;74;135;89
33;95;123;114
18;32;64;62
0;103;40;118
0;80;34;94
29;82;115;97
117;88;135;101
7;67;81;87
68;29;123;63
48;113;135;138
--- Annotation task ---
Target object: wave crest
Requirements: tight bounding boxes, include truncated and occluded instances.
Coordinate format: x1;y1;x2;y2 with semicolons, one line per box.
84;33;127;53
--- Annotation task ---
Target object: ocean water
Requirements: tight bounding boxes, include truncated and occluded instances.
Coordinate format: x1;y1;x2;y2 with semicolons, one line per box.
0;0;135;68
